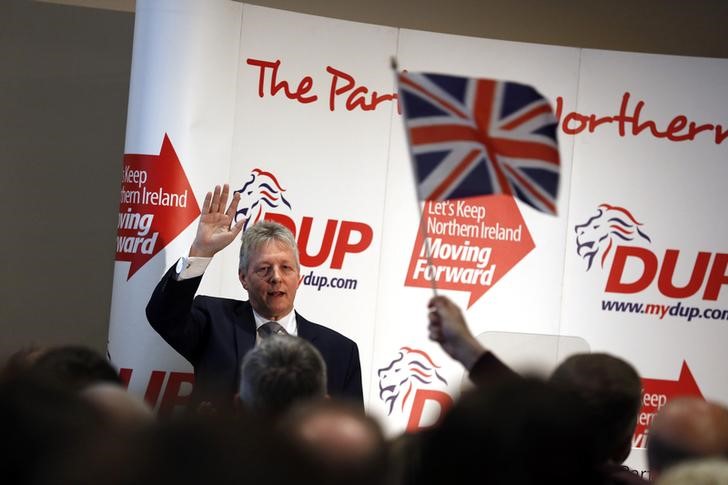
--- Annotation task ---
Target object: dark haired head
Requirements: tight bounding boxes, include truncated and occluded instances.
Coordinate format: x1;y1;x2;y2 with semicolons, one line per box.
418;376;601;485
0;374;105;484
549;352;642;464
29;345;122;391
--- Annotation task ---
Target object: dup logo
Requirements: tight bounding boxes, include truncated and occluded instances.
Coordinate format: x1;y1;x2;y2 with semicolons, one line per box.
575;203;651;271
377;347;453;432
232;167;374;270
575;203;727;301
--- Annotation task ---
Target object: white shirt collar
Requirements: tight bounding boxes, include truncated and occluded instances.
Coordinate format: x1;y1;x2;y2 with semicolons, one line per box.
251;309;298;336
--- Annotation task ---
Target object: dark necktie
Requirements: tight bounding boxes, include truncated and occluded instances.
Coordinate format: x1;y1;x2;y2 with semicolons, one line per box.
258;321;288;339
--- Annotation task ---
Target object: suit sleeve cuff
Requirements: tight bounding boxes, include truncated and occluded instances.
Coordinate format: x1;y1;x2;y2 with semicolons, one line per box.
175;256;212;280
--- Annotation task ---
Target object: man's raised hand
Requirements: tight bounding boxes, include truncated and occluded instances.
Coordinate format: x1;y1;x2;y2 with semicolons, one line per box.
189;184;245;258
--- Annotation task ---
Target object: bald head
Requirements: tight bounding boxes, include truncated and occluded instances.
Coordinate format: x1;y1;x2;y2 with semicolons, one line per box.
296;409;378;462
648;397;728;477
81;383;155;431
281;400;388;485
657;458;728;485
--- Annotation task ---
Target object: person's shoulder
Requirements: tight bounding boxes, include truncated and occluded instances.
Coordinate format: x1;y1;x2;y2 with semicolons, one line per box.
194;295;248;310
194;294;242;303
298;315;356;346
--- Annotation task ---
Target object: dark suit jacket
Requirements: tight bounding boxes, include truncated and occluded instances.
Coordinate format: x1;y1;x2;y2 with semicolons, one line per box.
146;265;363;410
468;351;520;386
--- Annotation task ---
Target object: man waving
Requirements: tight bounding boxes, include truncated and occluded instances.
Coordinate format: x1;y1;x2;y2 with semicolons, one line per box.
146;184;363;412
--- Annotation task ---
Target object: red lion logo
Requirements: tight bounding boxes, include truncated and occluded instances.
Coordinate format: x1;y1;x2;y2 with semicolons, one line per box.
377;347;447;416
234;168;291;230
575;203;651;271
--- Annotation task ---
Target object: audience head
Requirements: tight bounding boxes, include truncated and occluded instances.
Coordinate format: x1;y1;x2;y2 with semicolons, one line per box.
549;352;642;464
388;429;432;485
36;412;303;485
239;334;327;419
656;457;728;485
27;344;122;391
280;399;389;485
0;345;47;381
418;376;600;485
81;382;155;431
648;397;728;479
0;374;105;485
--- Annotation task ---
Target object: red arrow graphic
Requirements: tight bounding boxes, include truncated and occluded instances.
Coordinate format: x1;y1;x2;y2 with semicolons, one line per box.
404;195;534;308
632;361;704;448
115;134;200;279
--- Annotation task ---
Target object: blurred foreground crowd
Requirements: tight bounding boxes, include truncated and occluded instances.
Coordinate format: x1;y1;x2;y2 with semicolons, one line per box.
2;296;728;485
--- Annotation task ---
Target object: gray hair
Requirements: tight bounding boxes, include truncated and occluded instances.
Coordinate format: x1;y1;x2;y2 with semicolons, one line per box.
239;220;299;272
239;335;327;418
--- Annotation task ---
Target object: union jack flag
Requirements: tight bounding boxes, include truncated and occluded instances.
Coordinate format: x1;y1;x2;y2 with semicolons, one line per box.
398;71;560;214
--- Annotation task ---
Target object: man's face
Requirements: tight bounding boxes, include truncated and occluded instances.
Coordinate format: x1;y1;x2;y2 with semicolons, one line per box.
239;240;300;320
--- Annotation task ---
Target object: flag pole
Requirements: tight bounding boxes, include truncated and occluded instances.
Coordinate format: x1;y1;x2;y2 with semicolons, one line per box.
392;57;438;297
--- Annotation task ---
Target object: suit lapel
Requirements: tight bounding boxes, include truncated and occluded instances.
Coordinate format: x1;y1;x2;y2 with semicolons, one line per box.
296;312;319;344
233;301;257;375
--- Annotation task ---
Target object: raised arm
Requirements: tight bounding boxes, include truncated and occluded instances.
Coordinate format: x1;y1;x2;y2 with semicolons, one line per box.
146;184;245;364
427;296;518;384
189;184;245;257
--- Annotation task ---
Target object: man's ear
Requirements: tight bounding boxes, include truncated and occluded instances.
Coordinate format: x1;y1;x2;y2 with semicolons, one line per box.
233;392;242;415
239;271;248;291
